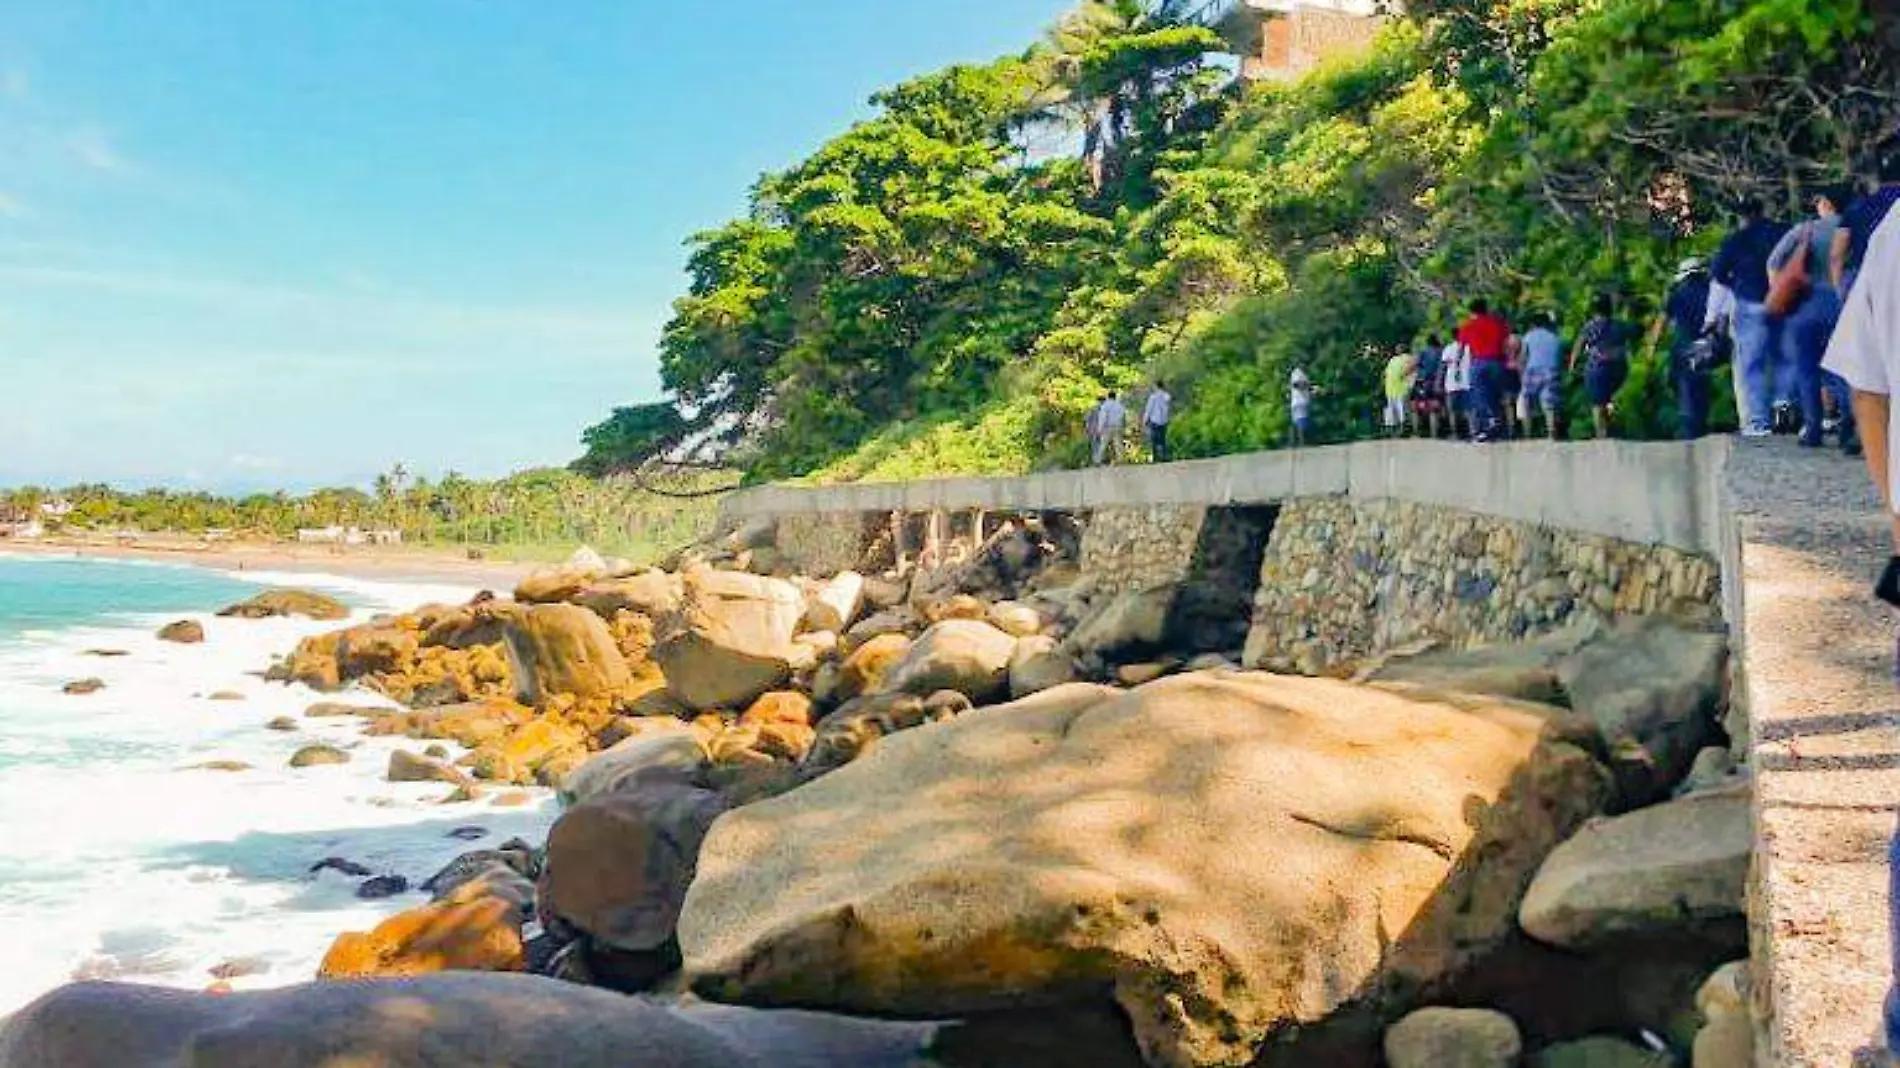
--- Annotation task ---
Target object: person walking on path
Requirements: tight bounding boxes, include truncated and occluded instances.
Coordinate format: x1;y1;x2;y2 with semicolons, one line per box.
1382;348;1415;437
1456;300;1511;441
1409;335;1445;438
1088;391;1128;466
1821;206;1900;1060
1715;198;1793;435
1442;338;1473;440
1288;367;1314;447
1772;185;1861;455
1519;314;1565;440
1649;258;1723;440
1143;380;1173;462
1833;143;1900;296
1569;293;1634;439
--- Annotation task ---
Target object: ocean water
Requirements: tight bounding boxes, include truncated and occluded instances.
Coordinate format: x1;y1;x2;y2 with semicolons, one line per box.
0;553;557;1014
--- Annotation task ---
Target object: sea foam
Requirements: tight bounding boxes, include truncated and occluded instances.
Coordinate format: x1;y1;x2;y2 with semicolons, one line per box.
0;562;555;1013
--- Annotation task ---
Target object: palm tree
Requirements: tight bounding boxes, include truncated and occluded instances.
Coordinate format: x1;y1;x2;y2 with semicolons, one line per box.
1029;1;1227;194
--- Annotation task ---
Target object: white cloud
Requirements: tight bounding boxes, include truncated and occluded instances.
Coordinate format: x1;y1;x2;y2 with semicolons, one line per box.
68;128;128;173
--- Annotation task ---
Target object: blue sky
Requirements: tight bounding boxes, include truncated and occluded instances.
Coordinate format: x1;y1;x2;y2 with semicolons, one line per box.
0;0;1071;492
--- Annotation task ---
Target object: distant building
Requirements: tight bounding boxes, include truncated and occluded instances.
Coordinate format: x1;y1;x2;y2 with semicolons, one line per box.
295;526;401;547
1218;0;1393;82
39;499;74;519
0;518;45;540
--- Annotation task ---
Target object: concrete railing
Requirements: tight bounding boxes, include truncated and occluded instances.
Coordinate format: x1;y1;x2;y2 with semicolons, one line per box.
719;437;1734;558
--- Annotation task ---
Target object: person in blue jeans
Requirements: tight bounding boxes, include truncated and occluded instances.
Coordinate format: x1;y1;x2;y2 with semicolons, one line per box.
1652;259;1719;439
1715;199;1792;436
1772;185;1862;456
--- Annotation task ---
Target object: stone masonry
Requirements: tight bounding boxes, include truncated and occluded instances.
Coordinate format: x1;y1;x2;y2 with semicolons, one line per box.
1243;498;1722;674
1078;505;1209;596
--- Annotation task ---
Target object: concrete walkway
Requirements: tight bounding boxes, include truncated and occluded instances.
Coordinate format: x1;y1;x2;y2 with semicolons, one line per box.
1732;437;1898;1066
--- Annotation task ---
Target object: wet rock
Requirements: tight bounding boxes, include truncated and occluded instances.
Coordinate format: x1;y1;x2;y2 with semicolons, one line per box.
206;691;245;702
62;679;105;696
206;957;269;981
310;857;374;878
388;749;471;786
355;875;411;900
304;702;384;719
318;898;525;978
183;760;253;773
217;589;349;621
263;716;297;732
82;649;131;658
288;745;349;769
446;826;489;842
156;620;205;644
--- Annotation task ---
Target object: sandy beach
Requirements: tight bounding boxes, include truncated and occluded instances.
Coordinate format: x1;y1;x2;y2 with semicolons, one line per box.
0;535;537;592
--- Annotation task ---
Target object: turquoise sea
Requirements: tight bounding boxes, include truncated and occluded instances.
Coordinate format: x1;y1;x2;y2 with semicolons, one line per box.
0;553;555;1013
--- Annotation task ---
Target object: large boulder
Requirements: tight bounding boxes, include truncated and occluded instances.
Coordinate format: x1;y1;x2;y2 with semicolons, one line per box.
1384;1007;1523;1068
541;778;731;957
1554;619;1727;805
802;572;866;635
1065;586;1175;661
653;571;805;711
216;589;349;621
334;624;420;679
680;673;1608;1068
1519;784;1750;949
0;973;938;1068
559;725;707;807
498;603;632;705
1530;1036;1672;1068
880;620;1016;703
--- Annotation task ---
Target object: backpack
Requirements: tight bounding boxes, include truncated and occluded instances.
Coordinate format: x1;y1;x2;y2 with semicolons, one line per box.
1766;222;1813;317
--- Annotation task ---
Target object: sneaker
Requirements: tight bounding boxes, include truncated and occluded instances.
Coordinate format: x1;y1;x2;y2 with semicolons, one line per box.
1741;425;1773;438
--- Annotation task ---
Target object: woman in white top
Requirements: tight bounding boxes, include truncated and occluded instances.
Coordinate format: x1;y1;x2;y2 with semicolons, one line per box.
1442;340;1473;440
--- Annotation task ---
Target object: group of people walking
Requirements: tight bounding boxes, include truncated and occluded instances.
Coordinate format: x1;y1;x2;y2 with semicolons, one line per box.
1084;382;1173;465
1368;160;1900;450
1082;156;1899;463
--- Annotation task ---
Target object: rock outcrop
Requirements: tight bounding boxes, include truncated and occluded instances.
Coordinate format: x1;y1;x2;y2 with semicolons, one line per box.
217;589;350;621
680;672;1608;1068
1383;1007;1523;1068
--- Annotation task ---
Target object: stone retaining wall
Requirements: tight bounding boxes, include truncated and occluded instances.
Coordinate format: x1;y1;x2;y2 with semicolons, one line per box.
772;512;880;578
1078;505;1209;595
1243;498;1723;674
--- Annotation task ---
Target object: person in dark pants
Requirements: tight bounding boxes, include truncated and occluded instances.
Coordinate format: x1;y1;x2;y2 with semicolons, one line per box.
1772;185;1862;455
1142;380;1173;463
1456;299;1511;441
1650;258;1719;439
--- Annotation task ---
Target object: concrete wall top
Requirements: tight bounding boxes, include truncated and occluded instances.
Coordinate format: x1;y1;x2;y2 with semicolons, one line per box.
719;438;1734;556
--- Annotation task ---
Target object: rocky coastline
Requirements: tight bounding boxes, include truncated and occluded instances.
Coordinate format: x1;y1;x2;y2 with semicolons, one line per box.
1;514;1753;1067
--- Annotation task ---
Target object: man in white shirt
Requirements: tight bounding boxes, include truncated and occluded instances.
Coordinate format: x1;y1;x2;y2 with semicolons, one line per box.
1092;391;1128;466
1289;368;1313;447
1143;381;1173;462
1825;209;1900;552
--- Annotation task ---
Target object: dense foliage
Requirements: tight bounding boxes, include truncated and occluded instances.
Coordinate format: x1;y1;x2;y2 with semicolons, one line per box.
0;468;725;563
585;0;1897;480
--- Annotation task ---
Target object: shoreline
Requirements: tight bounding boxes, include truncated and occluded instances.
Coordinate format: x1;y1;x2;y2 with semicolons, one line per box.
0;537;535;592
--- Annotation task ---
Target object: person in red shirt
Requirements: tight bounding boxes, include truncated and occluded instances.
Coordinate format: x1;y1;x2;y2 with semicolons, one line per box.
1457;299;1512;441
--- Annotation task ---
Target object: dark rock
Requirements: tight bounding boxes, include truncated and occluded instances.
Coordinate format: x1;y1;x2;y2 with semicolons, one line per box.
216;589;350;621
288;745;349;769
446;826;489;842
310;857;373;878
82;649;130;658
61;679;105;696
355;875;411;901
